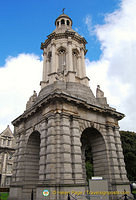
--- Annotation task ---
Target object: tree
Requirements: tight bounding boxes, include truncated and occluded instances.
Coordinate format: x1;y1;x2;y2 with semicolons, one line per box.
120;131;136;181
85;146;94;181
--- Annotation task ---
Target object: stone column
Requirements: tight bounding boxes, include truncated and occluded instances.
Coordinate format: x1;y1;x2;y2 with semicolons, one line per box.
51;40;56;74
55;52;58;73
81;48;86;78
98;125;113;190
45;115;56;182
70;117;85;184
38;120;47;182
43;51;48;82
46;57;50;75
81;146;86;180
77;55;82;78
11;134;20;184
114;127;128;181
1;153;7;186
16;132;25;184
54;113;61;183
106;126;122;186
60;114;73;184
68;39;73;71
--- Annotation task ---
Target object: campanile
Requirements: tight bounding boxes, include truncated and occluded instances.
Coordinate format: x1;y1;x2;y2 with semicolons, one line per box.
8;13;130;200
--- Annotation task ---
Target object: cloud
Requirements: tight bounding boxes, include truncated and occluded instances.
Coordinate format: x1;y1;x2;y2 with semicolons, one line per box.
85;15;93;35
0;54;42;133
85;0;136;131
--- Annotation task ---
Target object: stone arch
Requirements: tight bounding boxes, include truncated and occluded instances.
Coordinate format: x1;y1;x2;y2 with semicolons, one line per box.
61;19;65;25
57;46;66;53
80;120;101;133
24;130;41;199
80;124;109;182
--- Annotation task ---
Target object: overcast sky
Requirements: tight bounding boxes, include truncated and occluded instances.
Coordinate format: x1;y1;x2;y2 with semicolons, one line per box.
0;0;136;132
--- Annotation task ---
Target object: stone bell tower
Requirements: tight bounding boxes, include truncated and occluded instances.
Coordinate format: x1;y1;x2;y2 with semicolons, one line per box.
40;13;89;88
9;13;130;200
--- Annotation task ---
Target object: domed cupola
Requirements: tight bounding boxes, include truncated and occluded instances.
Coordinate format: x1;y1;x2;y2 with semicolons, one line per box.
55;14;73;31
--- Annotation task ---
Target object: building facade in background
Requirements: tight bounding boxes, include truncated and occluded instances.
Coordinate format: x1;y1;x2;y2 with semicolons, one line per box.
0;126;15;187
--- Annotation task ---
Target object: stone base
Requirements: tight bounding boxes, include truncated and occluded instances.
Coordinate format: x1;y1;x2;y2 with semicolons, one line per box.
89;180;131;200
36;184;87;200
8;184;87;200
8;187;23;200
111;183;131;200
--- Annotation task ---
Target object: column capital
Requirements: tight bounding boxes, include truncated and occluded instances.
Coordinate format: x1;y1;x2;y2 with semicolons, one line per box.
114;126;120;131
43;51;47;56
68;40;72;45
106;124;114;130
51;39;56;46
77;55;81;59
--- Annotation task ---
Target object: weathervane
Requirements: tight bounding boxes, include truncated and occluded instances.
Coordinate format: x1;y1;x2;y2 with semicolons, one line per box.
62;8;65;14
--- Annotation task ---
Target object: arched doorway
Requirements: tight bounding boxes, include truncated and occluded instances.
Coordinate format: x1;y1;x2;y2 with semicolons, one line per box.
24;131;41;200
81;127;108;182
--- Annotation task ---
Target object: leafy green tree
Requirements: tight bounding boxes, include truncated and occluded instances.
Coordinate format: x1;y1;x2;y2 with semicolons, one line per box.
85;161;93;181
120;131;136;181
85;146;94;181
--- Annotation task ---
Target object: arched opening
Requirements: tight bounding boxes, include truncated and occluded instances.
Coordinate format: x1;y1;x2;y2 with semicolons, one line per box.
67;20;70;26
48;51;52;74
24;131;40;199
81;127;108;183
57;21;59;27
58;47;66;73
72;49;78;73
61;19;65;25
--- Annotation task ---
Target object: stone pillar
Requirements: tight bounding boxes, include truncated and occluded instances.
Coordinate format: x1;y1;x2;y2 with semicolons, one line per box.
38;120;47;183
46;57;50;75
55;52;58;73
54;113;61;183
114;127;128;181
77;55;82;78
45;115;56;182
70;117;85;184
8;130;25;200
51;40;56;73
42;50;48;82
99;125;112;184
16;133;25;183
106;126;122;187
60;114;73;183
11;134;20;184
81;146;86;180
1;153;7;186
68;38;73;71
81;47;86;78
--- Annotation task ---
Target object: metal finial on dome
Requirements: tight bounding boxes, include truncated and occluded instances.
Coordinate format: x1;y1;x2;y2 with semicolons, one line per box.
62;8;65;14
